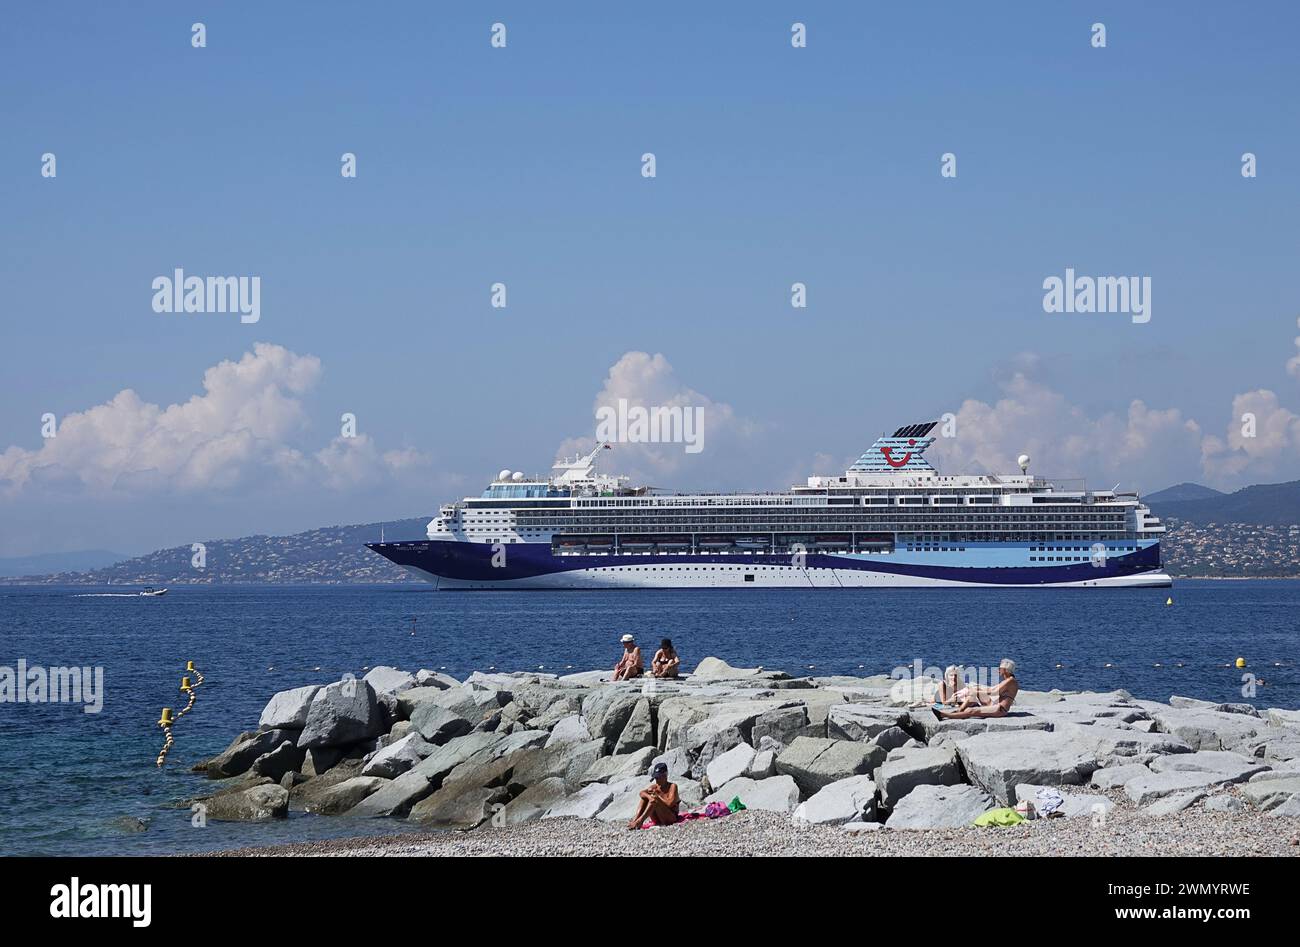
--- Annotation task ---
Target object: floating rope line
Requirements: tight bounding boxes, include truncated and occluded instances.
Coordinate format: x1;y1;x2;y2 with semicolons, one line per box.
176;660;203;719
155;707;175;767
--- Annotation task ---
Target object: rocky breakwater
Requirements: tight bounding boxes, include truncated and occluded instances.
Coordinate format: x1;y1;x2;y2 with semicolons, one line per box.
188;658;1300;834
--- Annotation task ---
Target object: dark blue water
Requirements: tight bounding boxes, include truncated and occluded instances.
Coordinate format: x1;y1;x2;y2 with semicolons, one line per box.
1;581;1297;856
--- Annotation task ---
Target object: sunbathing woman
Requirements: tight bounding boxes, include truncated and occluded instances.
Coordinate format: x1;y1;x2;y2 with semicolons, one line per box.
627;762;681;829
652;639;681;678
936;665;964;704
935;658;1019;719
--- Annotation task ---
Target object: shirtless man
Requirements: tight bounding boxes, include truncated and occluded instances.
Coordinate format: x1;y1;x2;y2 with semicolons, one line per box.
627;762;680;829
612;634;643;681
935;658;1019;719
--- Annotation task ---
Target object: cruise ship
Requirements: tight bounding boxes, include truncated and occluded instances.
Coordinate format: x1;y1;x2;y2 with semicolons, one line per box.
366;423;1172;589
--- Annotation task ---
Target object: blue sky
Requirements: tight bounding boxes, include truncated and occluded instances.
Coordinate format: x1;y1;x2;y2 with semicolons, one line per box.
3;2;1300;556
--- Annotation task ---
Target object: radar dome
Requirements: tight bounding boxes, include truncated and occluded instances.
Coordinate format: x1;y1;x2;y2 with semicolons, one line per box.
498;469;511;481
511;471;525;482
1017;454;1031;473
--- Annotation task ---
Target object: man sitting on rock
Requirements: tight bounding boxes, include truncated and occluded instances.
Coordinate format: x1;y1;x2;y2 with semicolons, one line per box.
935;658;1019;719
612;634;643;681
627;761;680;830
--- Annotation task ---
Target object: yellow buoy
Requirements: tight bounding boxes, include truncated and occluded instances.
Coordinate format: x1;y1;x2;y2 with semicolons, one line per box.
157;707;174;727
1165;597;1173;606
179;676;192;693
1235;657;1246;669
185;660;196;672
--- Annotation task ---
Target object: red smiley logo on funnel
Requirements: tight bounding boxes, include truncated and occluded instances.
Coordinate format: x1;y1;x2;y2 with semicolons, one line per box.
881;438;918;467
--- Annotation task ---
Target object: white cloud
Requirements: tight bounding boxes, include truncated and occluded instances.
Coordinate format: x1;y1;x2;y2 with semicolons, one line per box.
555;351;759;487
0;343;430;497
927;367;1203;492
1201;389;1300;481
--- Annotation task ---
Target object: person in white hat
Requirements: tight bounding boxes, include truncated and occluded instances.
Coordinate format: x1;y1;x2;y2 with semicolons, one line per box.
612;634;643;681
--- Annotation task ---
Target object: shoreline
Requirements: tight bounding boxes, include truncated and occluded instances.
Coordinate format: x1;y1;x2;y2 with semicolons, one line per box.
211;796;1299;857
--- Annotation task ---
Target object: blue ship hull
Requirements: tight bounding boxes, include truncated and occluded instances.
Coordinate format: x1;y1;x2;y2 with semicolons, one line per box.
367;540;1171;589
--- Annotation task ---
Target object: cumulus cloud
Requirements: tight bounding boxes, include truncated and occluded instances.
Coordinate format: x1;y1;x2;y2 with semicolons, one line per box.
0;343;429;497
1201;389;1300;481
927;365;1203;492
555;351;759;487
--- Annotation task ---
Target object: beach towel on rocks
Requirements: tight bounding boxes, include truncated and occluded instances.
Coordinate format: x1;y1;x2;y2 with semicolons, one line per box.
1034;787;1065;818
972;808;1025;828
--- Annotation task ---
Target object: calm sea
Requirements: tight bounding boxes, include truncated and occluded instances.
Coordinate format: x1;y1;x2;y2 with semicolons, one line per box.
1;581;1296;856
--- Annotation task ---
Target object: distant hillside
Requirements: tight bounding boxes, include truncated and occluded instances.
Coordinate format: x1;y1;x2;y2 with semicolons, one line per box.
1145;482;1226;505
0;549;131;578
1148;480;1300;527
0;519;429;585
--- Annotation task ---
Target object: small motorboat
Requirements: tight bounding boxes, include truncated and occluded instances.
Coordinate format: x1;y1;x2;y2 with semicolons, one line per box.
139;587;168;597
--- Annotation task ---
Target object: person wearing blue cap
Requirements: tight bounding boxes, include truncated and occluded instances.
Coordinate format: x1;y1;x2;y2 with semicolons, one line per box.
626;760;680;830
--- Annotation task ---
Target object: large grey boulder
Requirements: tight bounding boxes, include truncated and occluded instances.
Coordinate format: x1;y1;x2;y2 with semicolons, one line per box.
1266;708;1300;728
409;702;474;745
691;656;788;681
914;712;1053;742
345;769;434;817
298;680;382;749
751;705;809;749
580;747;657;785
704;775;801;813
581;688;642;749
258;685;321;730
1055;721;1191;761
1123;770;1238;807
706;743;756;790
1142;790;1206;816
827;705;910;742
650;747;691;780
957;730;1098;805
1148;750;1269;782
1241;776;1300;811
792;775;877;826
745;749;777;779
497;777;568;825
543;782;615;819
1269;794;1300;817
877;746;961;808
613;698;656;754
363;666;417;696
1151;707;1262;752
871;727;913;753
202;784;289;822
1090;763;1152;790
201;728;298;779
303;775;387;815
886;784;994;830
776;736;884;796
414;732;505;785
361;733;429;778
250;740;306;782
545;715;591;747
415;669;460;690
408;784;509;828
510;739;605;793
